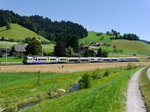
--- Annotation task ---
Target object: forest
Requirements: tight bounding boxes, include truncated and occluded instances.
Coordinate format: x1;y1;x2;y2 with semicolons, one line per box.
0;10;88;41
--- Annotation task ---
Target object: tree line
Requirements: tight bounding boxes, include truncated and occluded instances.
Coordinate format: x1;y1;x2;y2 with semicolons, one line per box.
0;10;88;41
107;29;139;41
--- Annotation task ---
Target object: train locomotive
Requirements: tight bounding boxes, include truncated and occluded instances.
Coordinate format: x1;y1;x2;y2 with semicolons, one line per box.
23;56;139;64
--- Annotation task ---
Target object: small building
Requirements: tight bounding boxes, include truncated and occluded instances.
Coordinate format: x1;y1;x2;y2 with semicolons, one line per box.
93;42;104;46
12;45;27;56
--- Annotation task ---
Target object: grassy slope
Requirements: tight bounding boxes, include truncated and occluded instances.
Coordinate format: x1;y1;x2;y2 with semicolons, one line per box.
20;67;141;112
0;41;18;49
79;31;112;44
80;31;150;56
111;40;150;56
139;67;150;112
0;24;49;42
42;44;55;54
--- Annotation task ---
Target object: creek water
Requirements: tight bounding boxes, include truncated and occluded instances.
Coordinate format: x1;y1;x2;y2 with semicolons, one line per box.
16;83;80;112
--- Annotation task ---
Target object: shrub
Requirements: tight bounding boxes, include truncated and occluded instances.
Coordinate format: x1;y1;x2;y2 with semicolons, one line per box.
103;71;110;77
91;69;101;79
126;63;136;70
78;73;91;89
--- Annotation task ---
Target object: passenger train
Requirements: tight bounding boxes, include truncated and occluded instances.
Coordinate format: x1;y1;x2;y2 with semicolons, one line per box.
23;56;140;64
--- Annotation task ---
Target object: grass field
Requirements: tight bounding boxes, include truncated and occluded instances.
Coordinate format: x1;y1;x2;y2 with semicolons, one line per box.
0;66;142;112
0;72;81;111
111;40;150;56
79;31;112;44
0;57;23;65
18;66;142;112
0;24;49;42
0;41;18;49
42;44;55;54
79;31;150;56
139;67;150;112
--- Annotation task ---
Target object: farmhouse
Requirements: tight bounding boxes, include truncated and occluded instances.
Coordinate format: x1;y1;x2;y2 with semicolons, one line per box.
12;45;27;56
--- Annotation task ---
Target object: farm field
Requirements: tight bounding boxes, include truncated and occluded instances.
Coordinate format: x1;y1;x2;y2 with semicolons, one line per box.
0;65;143;112
0;62;150;73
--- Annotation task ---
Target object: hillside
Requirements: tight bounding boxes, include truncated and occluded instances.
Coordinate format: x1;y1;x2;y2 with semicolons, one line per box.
0;10;88;41
80;31;150;56
79;31;113;44
0;24;49;42
111;40;150;56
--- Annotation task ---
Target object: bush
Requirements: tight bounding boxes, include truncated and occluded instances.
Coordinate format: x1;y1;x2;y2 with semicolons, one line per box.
103;71;110;77
91;69;101;79
126;63;135;70
78;73;91;89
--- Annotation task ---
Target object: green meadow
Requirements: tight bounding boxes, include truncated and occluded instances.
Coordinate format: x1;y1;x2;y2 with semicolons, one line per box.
0;24;49;42
79;31;113;44
0;65;143;112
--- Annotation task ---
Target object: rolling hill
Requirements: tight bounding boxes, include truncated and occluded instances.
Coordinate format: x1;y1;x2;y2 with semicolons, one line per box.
79;31;113;44
0;24;49;42
80;31;150;56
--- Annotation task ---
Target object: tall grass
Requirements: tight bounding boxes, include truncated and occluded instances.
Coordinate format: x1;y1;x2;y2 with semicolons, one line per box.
0;72;81;110
139;67;150;112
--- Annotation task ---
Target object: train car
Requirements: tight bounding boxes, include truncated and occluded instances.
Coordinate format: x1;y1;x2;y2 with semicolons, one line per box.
58;57;67;63
118;57;127;62
90;57;101;63
111;58;119;62
49;57;58;63
102;58;111;62
80;57;89;63
126;57;139;62
68;57;80;63
36;57;48;63
23;56;34;64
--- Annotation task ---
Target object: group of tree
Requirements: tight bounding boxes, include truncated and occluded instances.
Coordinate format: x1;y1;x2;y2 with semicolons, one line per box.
107;29;139;41
54;34;79;57
25;37;42;55
96;48;108;57
110;33;139;41
0;10;88;41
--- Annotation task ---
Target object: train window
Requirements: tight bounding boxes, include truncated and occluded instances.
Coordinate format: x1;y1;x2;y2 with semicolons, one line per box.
60;59;66;61
38;59;47;61
80;59;88;61
69;59;79;61
50;59;56;60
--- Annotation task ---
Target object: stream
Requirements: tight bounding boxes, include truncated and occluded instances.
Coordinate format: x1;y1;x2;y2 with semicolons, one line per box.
16;83;80;112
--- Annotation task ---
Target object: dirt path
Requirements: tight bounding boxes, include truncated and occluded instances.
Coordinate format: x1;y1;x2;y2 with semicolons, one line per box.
126;68;146;112
147;68;150;80
0;62;150;73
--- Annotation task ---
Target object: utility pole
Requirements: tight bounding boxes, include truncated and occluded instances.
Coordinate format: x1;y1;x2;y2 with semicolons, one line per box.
42;46;43;56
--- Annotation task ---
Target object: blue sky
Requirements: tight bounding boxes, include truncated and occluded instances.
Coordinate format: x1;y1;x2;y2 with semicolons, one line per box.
1;0;150;41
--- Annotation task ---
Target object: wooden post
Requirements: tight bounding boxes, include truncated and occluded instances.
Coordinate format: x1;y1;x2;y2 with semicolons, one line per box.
37;71;40;86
